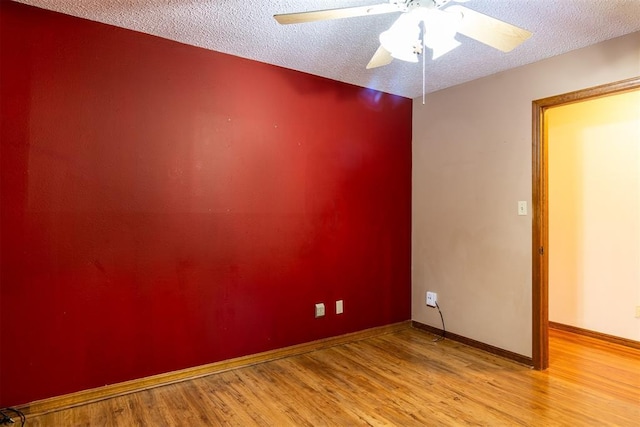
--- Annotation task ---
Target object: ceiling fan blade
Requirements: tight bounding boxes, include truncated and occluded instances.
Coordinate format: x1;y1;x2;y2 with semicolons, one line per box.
366;45;394;69
274;3;400;25
446;5;532;52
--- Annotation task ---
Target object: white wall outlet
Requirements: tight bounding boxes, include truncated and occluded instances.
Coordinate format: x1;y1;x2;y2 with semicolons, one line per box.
315;303;325;318
518;201;528;216
426;291;437;307
336;300;344;315
635;306;640;318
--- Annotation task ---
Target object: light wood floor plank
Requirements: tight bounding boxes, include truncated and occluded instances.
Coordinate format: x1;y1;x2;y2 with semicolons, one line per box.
26;327;639;426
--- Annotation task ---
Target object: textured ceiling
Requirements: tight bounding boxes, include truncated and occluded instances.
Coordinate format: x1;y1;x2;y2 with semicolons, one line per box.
12;0;640;98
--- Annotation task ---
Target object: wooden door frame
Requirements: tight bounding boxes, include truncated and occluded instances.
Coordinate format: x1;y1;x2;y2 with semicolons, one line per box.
531;76;640;370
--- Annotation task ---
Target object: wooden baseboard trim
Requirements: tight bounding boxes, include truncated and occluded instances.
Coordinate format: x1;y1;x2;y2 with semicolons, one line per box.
18;321;411;418
549;321;640;350
411;321;533;366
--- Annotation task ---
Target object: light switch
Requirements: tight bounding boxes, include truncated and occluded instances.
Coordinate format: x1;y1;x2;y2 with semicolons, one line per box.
518;201;528;216
315;303;325;318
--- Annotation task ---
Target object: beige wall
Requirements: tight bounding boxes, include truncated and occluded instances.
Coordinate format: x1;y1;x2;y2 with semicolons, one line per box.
548;91;640;341
412;31;640;357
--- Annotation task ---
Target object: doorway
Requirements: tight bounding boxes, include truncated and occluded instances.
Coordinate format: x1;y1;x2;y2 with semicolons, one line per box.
531;76;640;370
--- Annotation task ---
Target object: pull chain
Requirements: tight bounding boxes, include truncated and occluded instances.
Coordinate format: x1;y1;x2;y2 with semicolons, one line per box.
422;22;426;105
422;45;426;105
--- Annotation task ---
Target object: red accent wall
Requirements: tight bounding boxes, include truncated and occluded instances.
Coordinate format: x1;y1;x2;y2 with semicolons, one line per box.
0;1;411;406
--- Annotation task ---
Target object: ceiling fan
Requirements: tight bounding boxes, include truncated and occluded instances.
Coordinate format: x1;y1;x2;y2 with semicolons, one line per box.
274;0;532;69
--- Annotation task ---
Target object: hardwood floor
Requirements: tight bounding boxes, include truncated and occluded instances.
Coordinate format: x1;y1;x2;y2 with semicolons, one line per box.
28;327;640;426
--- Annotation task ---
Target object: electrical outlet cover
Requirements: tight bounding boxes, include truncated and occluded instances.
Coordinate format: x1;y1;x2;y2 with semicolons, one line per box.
426;291;437;307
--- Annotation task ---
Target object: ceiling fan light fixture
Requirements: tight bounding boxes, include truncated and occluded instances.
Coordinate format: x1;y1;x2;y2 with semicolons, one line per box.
391;46;420;62
422;8;462;59
429;38;461;59
379;13;421;63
